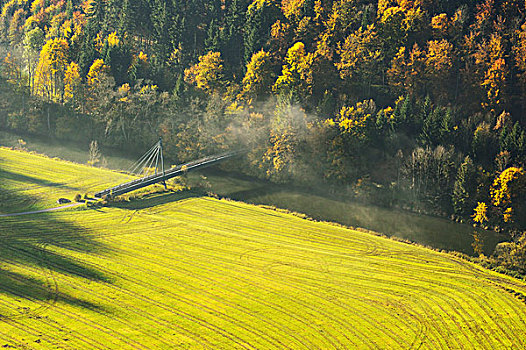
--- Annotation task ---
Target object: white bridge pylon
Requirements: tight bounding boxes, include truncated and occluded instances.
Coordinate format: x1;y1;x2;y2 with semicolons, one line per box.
94;140;244;199
126;138;165;179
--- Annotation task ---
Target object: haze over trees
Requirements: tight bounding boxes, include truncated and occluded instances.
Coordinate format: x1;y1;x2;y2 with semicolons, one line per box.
0;0;525;265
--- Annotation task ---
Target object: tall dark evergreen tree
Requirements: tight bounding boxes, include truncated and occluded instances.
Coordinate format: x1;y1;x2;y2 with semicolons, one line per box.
103;41;131;86
148;0;177;88
452;156;477;216
78;0;106;76
205;19;221;53
220;0;248;74
243;0;280;65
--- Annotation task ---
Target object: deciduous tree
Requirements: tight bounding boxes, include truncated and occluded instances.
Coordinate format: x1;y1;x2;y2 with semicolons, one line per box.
184;51;224;93
273;42;314;100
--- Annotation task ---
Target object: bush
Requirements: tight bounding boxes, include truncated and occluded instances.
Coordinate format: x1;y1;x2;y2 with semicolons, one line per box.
74;193;82;202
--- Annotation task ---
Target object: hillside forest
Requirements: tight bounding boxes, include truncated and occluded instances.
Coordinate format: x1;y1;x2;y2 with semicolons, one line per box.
0;0;526;269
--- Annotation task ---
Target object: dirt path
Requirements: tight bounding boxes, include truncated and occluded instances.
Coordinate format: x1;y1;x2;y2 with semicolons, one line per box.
0;203;84;217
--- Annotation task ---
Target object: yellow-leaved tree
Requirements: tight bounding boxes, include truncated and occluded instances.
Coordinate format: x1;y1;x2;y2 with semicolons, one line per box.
472;202;488;225
64;61;82;107
87;58;108;87
490;167;526;228
34;37;69;102
85;59;110;118
184;51;224;94
336;25;382;92
273;42;314;100
239;50;274;102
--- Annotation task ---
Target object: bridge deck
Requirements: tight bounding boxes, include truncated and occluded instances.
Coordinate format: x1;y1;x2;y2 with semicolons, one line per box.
94;151;241;198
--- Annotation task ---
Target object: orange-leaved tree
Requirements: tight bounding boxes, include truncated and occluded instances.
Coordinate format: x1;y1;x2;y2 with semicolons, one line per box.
490;167;526;229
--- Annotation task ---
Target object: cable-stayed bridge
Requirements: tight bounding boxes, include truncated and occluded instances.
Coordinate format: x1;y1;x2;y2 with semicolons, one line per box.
94;139;242;198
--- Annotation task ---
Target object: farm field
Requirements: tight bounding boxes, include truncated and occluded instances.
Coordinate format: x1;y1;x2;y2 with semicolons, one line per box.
0;130;502;255
1;147;526;349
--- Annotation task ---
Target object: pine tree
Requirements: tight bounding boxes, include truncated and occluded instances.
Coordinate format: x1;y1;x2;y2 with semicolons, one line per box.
150;0;172;67
78;0;106;76
244;0;280;65
118;0;134;35
452;156;476;216
205;19;220;53
221;0;247;73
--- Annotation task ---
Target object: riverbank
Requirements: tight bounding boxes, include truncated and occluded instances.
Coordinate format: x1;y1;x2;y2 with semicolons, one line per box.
0;129;506;255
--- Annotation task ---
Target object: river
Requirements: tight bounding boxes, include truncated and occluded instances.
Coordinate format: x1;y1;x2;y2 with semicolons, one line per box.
0;130;506;255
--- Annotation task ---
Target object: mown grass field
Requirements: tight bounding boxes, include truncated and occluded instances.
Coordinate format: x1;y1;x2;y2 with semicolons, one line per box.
1;147;526;349
0;130;501;254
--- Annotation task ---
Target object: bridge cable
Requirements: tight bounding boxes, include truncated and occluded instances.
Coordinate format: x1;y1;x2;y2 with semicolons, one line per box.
125;142;160;175
128;142;161;177
140;144;161;178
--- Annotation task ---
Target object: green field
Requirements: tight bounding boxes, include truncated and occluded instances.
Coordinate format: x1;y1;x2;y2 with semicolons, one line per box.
0;130;501;255
1;147;526;349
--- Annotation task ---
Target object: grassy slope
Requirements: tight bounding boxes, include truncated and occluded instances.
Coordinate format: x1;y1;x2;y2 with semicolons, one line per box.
188;170;502;255
0;148;133;213
1;147;526;349
0;130;501;255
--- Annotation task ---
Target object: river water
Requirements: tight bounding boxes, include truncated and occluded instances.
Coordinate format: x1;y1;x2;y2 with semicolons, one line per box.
0;130;506;256
189;169;506;256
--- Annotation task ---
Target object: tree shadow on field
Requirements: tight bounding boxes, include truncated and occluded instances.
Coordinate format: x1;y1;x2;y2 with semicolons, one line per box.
0;168;109;315
0;168;79;215
109;190;199;211
0;168;77;191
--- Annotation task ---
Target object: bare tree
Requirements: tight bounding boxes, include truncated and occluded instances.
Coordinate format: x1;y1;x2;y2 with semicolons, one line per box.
88;140;101;166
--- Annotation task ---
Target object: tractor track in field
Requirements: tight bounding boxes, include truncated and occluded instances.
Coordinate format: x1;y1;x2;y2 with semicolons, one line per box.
239;248;425;347
0;328;26;349
28;241;178;350
18;206;516;348
1;213;355;349
92;249;361;348
2;235;524;350
85;242;346;349
0;244;59;321
26;248;304;350
0;243;188;349
0;203;84;217
0;285;109;350
129;219;382;347
137;217;520;348
182;201;526;343
0;247;211;350
170;240;431;348
178;198;412;258
95;225;422;348
4;205;526;348
2;245;268;350
87;206;408;345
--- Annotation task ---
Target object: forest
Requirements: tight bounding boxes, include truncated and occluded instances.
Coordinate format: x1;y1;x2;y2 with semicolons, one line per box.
0;0;525;272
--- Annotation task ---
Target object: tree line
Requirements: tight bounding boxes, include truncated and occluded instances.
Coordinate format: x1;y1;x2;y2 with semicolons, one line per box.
0;0;525;271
